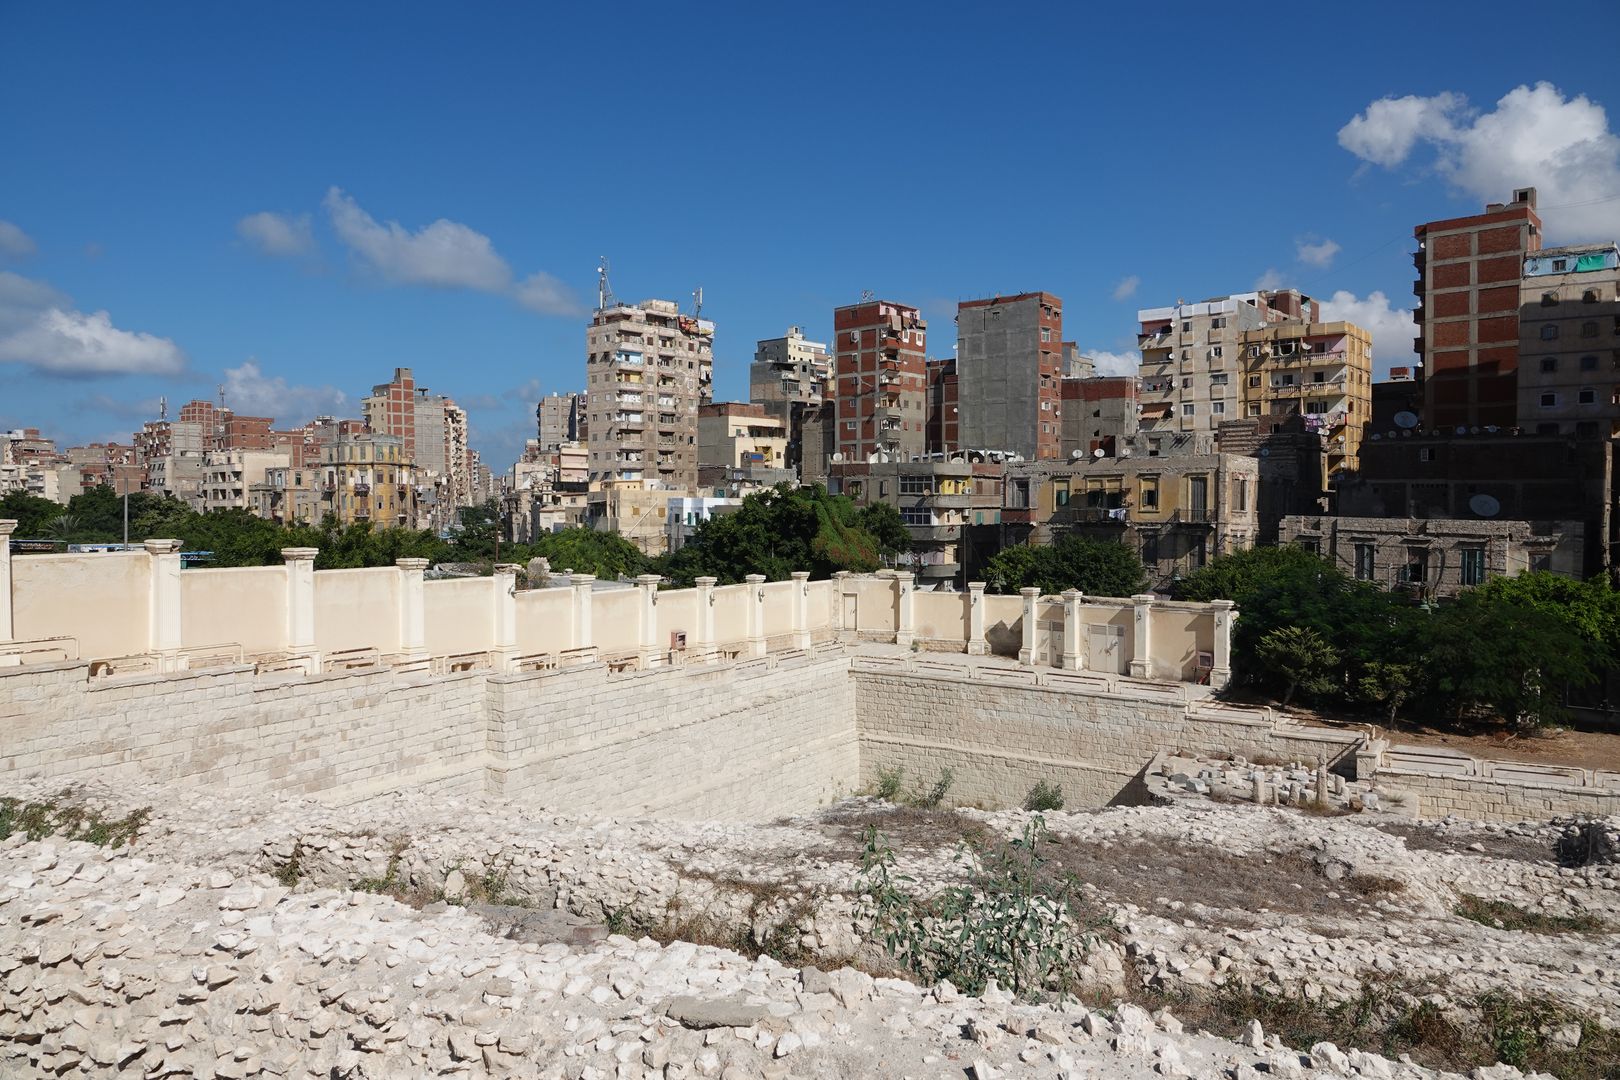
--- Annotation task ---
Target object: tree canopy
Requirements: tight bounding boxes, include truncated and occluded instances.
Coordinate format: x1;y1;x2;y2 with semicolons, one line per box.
984;535;1147;598
655;484;910;585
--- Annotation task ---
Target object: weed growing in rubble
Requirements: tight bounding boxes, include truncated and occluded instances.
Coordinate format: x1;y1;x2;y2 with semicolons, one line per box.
1023;780;1064;812
874;766;905;801
0;793;150;849
856;814;1093;998
910;767;954;809
1454;893;1608;934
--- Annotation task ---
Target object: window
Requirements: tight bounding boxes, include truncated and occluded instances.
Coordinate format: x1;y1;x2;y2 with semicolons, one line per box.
1582;321;1599;338
1530;553;1552;573
899;506;932;526
1399;549;1428;585
1312;371;1326;383
1210;345;1223;359
1541;356;1558;373
1581;354;1599;371
1579;389;1597;404
1211;317;1226;329
843;420;856;430
899;475;931;495
1210;373;1229;385
1246;403;1262;416
1181;403;1195;416
1584;289;1600;303
1148;439;1162;457
1140;477;1159;509
1234;477;1248;512
1541;393;1558;408
1181;321;1190;333
1541;324;1559;340
1248;375;1261;387
1541;291;1559;307
1552;258;1568;272
1212;402;1226;415
1419;447;1436;462
1040;327;1052;342
1305;401;1326;414
1140;531;1160;566
1181;377;1193;388
1460;547;1485;587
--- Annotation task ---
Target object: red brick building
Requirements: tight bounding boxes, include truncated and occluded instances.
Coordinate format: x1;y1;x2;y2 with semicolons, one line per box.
1414;188;1543;428
926;357;959;454
363;367;418;462
832;300;928;461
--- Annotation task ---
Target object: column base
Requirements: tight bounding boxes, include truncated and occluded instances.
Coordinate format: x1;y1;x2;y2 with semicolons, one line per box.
748;638;767;659
1128;660;1151;679
894;632;915;648
966;641;988;656
791;632;813;651
1210;666;1232;690
1060;653;1082;671
1017;648;1035;666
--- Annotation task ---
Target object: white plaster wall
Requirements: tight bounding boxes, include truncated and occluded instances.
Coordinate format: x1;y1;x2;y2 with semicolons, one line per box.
592;589;640;653
514;589;574;655
761;580;794;639
712;585;750;644
913;590;967;644
854;577;896;635
420;578;490;657
11;554;150;659
806;580;836;636
654;590;699;650
317;569;403;655
181;567;287;655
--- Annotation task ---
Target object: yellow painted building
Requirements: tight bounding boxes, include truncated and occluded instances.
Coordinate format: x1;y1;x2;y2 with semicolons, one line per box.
1236;320;1372;476
320;432;418;528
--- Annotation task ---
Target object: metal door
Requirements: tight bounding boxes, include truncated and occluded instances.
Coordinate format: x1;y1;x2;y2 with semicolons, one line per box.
1088;624;1127;674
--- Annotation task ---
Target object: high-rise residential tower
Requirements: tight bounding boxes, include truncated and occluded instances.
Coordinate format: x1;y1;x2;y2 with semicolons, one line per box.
955;292;1064;459
832;300;927;462
585;298;714;488
750;326;830;474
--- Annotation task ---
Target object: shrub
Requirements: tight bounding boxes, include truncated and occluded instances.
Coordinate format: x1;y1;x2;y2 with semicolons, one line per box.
910;767;954;809
1023;780;1064;812
874;766;905;801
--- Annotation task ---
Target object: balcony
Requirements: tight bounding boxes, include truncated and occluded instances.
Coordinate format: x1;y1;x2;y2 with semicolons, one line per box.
1051;504;1128;525
916;561;961;579
880;333;902;354
1412;279;1424;298
930;492;973;509
1169;507;1213;526
353;483;371;496
908;524;960;541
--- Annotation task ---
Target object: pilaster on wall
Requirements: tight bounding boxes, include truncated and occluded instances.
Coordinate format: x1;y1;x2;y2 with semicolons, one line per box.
1060;590;1085;671
966;581;987;656
492;565;520;672
745;574;767;657
1018;588;1040;665
790;571;812;650
832;572;854;641
0;519;15;645
693;577;717;650
571;575;595;650
1210;599;1235;689
396;558;429;659
1129;593;1155;679
893;572;915;648
281;547;319;673
145;540;183;672
636;574;662;664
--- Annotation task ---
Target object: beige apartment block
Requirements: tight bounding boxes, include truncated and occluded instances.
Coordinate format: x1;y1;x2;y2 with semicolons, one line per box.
200;450;290;512
585;481;677;556
1138;289;1372;479
585;298;714;490
1516;242;1620;436
250;465;324;526
698;402;788;471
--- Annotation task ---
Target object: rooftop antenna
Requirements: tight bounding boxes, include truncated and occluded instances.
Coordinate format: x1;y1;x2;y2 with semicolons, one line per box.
691;285;703;318
158;395;168;421
596;257;616;311
217;383;227;409
860;289;875;302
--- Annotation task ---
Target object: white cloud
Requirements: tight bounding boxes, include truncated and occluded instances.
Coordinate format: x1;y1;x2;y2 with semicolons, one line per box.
1295;238;1341;268
513;271;583;316
0;307;186;377
321;187;583;315
221;359;349;421
1339;83;1620;241
1319;289;1416;378
323;187;511;291
1254;268;1285;291
1110;275;1139;301
1082;349;1140;377
0;270;69;333
236;211;314;257
0;220;37;258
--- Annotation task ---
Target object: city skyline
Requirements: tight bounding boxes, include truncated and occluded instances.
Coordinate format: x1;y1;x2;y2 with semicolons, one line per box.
3;3;1619;469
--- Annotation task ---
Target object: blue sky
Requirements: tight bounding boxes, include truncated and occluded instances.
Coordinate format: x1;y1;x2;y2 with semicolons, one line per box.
3;2;1618;470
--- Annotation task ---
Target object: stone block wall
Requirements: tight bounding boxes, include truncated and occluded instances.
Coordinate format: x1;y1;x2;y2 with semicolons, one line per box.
852;667;1360;810
1377;768;1620;820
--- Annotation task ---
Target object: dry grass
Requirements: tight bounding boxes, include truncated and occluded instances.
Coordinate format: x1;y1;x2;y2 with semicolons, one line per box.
1454;894;1609;935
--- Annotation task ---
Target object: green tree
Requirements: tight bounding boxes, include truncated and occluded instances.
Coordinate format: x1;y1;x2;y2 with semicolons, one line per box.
1255;625;1339;706
1473;572;1620;670
659;484;899;584
530;528;647;580
984;535;1146;597
1427;592;1597;732
0;490;68;537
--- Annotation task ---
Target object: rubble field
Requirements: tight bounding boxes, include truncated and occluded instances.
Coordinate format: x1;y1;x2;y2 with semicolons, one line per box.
0;778;1616;1079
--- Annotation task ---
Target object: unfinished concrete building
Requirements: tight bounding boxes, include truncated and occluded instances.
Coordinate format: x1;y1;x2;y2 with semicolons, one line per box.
750;327;829;475
1061;376;1139;460
1517;242;1620;437
585;298;715;490
955;292;1063;460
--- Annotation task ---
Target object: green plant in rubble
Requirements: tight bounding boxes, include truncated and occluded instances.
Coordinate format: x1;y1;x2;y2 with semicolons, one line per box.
0;794;150;849
874;766;905;801
857;814;1081;997
1023;780;1064;812
910;766;954;809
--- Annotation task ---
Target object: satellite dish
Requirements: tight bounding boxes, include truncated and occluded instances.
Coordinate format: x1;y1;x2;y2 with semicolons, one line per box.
1455;426;1469;436
1393;411;1419;429
1371;433;1382;440
1469;494;1502;518
1258;447;1270;457
1092;448;1105;457
1070;450;1085;461
1484;425;1500;433
830;452;844;463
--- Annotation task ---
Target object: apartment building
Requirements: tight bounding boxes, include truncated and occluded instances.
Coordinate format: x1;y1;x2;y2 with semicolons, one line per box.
250;465;323;527
585;298;714;490
1003;449;1260;590
1516;242;1620;436
362;368;419;462
697;402;788;472
956;292;1064;460
1137;289;1371;479
585;482;676;556
750;327;829;474
828;458;1005;585
200;450;290;511
319;431;416;527
537;393;584;450
1413;187;1543;428
1060;376;1139;460
832;300;928;461
926;358;960;455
